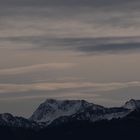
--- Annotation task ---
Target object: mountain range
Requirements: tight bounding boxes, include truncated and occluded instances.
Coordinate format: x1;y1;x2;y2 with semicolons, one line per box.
1;99;140;140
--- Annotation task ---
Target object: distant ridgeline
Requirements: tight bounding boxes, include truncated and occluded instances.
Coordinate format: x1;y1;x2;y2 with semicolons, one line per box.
1;99;140;140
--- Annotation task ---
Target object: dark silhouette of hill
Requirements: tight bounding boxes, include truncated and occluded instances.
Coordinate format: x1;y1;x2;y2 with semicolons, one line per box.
1;109;140;140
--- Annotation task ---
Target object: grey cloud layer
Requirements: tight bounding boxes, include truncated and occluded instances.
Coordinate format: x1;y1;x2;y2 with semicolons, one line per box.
1;36;140;54
0;81;140;99
0;0;140;41
0;0;139;7
1;0;140;116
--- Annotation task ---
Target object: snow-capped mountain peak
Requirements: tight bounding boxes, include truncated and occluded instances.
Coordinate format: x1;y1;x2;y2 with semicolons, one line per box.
0;99;139;129
30;99;131;125
123;99;140;110
30;99;104;124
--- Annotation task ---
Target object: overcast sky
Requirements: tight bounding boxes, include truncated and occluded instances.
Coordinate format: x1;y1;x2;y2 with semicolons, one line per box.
0;0;140;117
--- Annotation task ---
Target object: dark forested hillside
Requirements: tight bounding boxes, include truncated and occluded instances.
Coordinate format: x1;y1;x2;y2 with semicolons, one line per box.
1;109;140;140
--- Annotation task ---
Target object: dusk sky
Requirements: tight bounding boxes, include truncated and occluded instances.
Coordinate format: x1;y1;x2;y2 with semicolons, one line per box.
1;0;140;117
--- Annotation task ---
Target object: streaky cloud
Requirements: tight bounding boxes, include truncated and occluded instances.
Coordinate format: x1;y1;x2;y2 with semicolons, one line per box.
0;63;75;75
0;81;140;94
1;36;140;54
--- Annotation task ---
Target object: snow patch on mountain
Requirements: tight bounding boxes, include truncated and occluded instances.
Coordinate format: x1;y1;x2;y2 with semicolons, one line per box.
1;99;140;129
123;99;140;110
0;113;39;129
30;99;130;125
30;99;104;124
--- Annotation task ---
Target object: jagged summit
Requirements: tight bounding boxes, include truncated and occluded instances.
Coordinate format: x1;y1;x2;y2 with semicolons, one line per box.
44;98;93;105
43;99;102;110
30;99;130;125
30;99;103;124
123;99;140;110
43;99;90;107
0;99;140;129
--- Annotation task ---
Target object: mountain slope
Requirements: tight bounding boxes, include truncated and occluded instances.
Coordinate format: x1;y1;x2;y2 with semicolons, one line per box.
30;99;104;124
1;109;140;140
30;99;130;126
1;99;140;140
123;99;140;110
1;99;140;129
0;113;39;129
